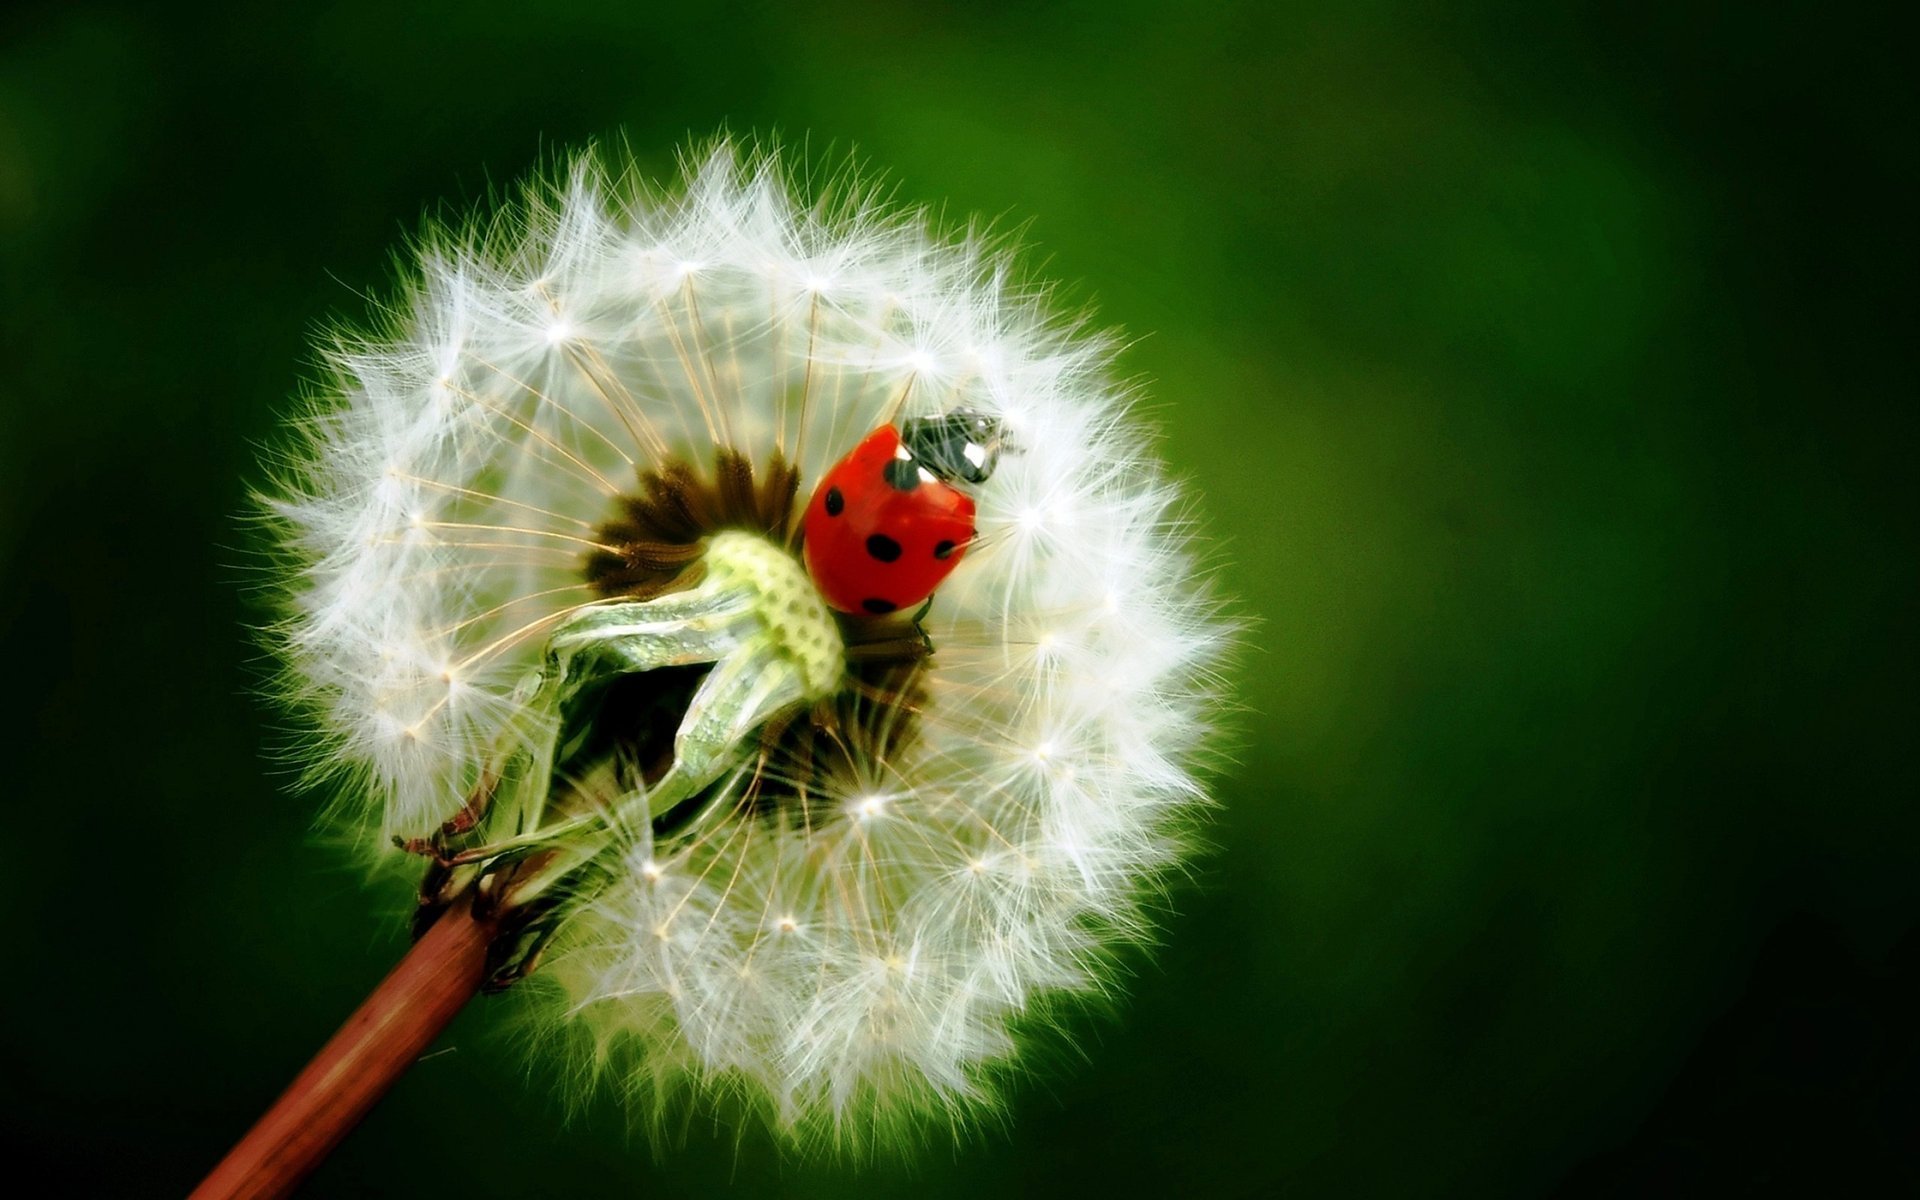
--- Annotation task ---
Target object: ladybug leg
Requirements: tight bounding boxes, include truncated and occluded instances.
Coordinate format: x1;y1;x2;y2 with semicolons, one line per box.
911;596;936;655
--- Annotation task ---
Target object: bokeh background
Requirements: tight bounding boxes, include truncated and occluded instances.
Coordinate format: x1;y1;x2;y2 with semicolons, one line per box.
3;1;1912;1195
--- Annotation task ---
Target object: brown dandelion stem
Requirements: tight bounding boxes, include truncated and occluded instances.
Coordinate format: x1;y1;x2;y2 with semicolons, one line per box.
190;895;504;1200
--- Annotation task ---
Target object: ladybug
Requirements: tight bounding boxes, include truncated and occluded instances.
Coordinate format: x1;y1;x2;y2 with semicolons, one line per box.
802;409;1006;615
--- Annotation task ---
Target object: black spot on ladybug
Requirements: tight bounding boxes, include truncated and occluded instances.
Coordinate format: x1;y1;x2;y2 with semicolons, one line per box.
862;598;898;615
883;458;921;492
866;534;902;562
824;486;844;516
933;539;956;560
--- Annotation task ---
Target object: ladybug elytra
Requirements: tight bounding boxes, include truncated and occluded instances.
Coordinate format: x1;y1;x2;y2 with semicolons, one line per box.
802;409;1006;615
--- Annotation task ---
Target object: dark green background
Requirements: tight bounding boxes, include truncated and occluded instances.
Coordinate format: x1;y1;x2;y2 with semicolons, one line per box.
3;1;1912;1195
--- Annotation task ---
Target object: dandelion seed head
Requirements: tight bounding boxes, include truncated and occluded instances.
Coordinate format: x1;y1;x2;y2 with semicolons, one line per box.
265;139;1231;1151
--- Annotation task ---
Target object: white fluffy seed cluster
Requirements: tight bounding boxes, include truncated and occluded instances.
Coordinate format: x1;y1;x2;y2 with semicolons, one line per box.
267;143;1228;1147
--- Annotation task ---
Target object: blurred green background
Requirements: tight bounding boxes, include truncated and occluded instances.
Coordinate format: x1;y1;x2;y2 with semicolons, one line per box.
2;1;1913;1195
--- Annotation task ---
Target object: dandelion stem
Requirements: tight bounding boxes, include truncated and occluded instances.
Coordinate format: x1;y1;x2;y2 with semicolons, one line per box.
190;895;504;1200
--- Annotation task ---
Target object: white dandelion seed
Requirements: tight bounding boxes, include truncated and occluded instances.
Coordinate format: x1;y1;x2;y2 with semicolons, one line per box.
264;140;1230;1151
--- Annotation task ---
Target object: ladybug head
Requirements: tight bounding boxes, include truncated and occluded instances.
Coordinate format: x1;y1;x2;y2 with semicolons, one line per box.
900;408;1007;486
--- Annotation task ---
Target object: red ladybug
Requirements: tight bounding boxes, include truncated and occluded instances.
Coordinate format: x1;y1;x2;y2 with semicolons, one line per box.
802;409;1005;615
